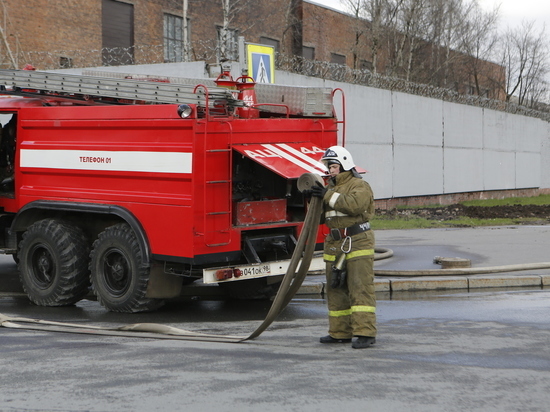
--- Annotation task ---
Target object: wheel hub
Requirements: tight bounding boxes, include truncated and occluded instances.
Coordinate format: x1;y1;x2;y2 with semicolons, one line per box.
103;249;131;296
30;246;55;289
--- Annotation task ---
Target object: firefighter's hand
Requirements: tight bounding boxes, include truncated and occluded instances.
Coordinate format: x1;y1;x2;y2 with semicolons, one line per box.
310;181;327;198
331;269;347;289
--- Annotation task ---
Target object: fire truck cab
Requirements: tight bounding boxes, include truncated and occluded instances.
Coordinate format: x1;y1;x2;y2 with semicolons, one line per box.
0;70;339;312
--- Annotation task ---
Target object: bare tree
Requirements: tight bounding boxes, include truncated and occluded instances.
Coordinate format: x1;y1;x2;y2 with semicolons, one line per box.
340;0;369;69
336;0;549;107
218;0;234;61
218;0;256;62
454;1;500;96
341;0;402;73
498;21;550;106
282;0;304;57
422;0;471;87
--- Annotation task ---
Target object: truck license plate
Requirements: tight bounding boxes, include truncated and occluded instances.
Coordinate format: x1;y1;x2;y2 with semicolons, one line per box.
240;264;271;278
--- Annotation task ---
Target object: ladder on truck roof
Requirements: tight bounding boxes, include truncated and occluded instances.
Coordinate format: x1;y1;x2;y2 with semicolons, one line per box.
84;70;335;118
0;69;244;110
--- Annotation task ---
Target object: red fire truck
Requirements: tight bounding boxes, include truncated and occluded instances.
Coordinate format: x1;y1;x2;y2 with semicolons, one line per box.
0;69;339;312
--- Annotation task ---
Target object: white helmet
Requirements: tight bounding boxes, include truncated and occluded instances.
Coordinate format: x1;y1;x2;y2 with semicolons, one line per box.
321;146;356;171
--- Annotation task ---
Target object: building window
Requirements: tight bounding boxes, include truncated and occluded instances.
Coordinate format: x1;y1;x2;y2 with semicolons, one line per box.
164;14;188;63
360;60;373;71
59;56;73;69
259;37;280;53
102;0;134;65
302;46;315;60
331;53;346;65
217;26;239;61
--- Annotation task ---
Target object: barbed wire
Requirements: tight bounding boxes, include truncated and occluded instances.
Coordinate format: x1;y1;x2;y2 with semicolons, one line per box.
1;43;548;121
277;54;550;121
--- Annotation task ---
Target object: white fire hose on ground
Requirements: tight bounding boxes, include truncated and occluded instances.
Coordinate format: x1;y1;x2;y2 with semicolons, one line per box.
375;261;550;276
2;173;549;341
373;247;550;275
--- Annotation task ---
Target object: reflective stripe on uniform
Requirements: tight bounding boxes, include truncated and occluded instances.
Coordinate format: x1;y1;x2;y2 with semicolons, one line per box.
328;192;340;208
325;210;348;218
329;306;376;317
324;249;374;262
346;249;374;259
328;308;351;317
351;305;376;313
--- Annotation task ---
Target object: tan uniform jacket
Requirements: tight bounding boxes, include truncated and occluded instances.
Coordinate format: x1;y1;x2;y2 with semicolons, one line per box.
322;170;375;262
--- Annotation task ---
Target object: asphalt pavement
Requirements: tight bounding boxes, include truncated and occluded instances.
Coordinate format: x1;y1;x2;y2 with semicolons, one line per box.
1;225;550;412
1;284;549;411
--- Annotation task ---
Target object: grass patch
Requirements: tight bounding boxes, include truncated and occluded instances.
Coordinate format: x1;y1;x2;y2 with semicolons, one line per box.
372;194;550;230
461;194;550;207
371;215;544;230
394;194;550;210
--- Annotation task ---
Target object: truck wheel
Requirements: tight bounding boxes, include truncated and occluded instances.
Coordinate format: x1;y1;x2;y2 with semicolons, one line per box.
18;219;90;306
89;223;163;313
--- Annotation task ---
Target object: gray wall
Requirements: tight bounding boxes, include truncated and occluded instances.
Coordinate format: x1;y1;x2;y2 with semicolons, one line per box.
56;63;550;200
276;71;549;200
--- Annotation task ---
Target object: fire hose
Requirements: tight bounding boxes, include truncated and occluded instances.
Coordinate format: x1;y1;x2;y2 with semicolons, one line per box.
372;248;550;276
2;172;550;341
374;261;550;276
0;173;326;343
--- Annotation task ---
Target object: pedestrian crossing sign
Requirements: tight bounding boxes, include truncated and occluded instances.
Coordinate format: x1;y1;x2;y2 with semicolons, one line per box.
247;44;275;84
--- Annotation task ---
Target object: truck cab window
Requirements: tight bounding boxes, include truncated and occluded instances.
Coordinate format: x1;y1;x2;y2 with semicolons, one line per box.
0;113;16;195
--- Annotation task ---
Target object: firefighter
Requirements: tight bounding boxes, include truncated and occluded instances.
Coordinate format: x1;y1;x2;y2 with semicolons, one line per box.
306;146;376;349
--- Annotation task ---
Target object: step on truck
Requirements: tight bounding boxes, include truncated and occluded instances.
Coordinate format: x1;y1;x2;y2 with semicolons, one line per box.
0;69;340;312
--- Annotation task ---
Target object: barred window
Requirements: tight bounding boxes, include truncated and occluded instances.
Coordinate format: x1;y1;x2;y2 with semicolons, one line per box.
164;14;188;63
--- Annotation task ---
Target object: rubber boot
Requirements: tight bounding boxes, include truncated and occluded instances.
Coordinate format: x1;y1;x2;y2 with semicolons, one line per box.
320;335;352;344
352;336;376;349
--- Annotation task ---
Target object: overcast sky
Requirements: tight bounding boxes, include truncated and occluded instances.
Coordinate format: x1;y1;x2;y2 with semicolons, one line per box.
311;0;550;32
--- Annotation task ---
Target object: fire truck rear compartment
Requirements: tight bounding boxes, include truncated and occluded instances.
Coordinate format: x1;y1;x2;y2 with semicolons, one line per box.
232;152;306;224
232;152;305;263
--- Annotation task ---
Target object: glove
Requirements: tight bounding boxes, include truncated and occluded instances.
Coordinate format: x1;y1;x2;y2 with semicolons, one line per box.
310;181;327;198
330;268;347;289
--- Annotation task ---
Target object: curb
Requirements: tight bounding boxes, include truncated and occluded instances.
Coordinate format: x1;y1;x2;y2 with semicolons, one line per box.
297;273;550;296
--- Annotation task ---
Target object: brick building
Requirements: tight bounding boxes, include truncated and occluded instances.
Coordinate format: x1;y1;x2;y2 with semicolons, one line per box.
0;0;503;99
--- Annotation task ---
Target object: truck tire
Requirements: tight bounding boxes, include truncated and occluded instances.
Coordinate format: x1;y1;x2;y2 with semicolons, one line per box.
89;223;163;313
18;219;90;306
